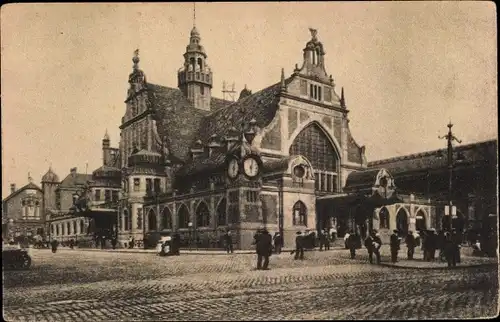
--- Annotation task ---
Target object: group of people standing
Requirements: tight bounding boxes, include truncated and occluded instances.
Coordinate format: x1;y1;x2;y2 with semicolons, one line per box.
390;229;463;267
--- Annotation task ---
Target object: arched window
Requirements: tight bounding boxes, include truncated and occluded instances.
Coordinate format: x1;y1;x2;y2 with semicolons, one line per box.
51;224;55;235
196;202;210;228
190;57;195;71
56;224;59;236
290;123;339;193
216;198;227;226
315;48;320;65
415;209;427;231
177;204;190;229
162;207;173;230
197;58;203;71
123;209;130;231
148;209;157;231
73;221;77;235
80;220;85;235
292;201;307;226
379;207;390;229
396;208;409;236
66;222;71;235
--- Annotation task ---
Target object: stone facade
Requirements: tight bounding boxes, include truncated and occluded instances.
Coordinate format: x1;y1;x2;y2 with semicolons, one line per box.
115;27;367;249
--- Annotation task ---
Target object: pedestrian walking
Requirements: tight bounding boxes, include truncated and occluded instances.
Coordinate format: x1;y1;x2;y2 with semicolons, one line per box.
390;230;401;263
111;237;117;250
255;229;272;270
292;231;305;260
323;229;331;251
365;231;382;264
224;230;234;254
444;232;456;268
50;239;59;253
273;232;283;254
405;231;416;260
347;231;358;259
451;229;461;264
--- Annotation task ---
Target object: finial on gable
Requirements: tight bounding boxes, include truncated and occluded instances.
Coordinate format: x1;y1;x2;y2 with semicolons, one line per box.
132;49;140;69
309;28;318;41
280;68;287;91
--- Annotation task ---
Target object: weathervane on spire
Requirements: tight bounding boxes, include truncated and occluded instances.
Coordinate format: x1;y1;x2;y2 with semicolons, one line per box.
132;48;140;68
309;28;318;41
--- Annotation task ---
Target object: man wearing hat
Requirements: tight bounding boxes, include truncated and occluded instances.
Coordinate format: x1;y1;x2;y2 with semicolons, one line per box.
390;230;401;263
255;228;272;270
293;231;305;260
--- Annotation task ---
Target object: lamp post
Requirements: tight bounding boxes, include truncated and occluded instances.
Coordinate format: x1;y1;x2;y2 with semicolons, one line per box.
188;222;193;250
438;121;462;231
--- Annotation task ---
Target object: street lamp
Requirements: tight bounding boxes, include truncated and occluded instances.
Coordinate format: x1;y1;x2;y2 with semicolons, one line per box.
438;121;462;232
188;222;193;250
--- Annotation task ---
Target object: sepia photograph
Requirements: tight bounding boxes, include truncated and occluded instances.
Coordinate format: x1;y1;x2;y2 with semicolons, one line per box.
1;2;498;320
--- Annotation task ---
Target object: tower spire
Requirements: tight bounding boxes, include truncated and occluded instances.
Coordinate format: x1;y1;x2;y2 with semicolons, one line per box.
193;2;196;27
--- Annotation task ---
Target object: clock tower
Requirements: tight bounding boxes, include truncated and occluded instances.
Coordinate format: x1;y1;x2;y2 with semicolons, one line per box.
224;124;264;249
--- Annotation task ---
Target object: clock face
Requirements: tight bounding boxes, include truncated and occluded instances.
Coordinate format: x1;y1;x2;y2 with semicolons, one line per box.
227;159;239;179
243;157;259;178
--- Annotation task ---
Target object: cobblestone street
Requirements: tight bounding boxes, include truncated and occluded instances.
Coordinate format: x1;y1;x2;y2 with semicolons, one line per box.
3;249;498;321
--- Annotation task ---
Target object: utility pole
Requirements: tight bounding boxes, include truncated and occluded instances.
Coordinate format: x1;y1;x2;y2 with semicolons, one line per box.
438;121;462;231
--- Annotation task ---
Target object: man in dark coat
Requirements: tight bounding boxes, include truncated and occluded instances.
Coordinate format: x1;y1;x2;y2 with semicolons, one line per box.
323;229;331;251
405;231;416;260
273;232;283;254
390;230;401;263
444;232;456;267
293;231;305;260
347;232;358;259
365;231;382;264
224;230;234;254
451;230;461;264
255;229;272;270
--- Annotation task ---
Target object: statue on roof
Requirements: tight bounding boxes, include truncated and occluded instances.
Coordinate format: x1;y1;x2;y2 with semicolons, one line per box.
309;28;318;41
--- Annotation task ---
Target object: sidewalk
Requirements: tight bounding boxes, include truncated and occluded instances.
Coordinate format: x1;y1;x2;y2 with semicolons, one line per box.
380;257;498;269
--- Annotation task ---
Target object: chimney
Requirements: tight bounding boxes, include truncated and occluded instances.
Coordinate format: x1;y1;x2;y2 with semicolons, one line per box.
103;130;111;166
70;167;77;177
10;184;16;194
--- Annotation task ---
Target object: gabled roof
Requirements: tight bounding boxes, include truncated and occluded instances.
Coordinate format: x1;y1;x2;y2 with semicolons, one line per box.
59;173;93;189
344;168;382;193
2;182;43;203
197;80;290;145
148;83;212;160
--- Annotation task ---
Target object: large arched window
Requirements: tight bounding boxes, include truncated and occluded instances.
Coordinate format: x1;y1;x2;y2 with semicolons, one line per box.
123;209;130;231
379;207;390;229
289;123;339;193
148;209;157;231
162;207;173;230
196;202;210;228
177;204;190;229
292;201;307;226
216;198;227;226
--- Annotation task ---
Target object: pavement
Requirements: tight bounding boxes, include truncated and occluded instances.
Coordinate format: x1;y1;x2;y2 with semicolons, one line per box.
49;244;497;269
2;248;498;320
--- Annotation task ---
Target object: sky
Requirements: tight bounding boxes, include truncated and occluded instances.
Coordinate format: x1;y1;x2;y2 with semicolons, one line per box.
1;2;497;199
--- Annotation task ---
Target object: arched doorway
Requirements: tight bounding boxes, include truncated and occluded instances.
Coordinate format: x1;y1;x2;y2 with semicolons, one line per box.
396;208;409;236
216;198;227;226
415;209;427;231
196;202;210;228
161;207;173;230
379;207;390;230
177;204;189;229
147;209;157;231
